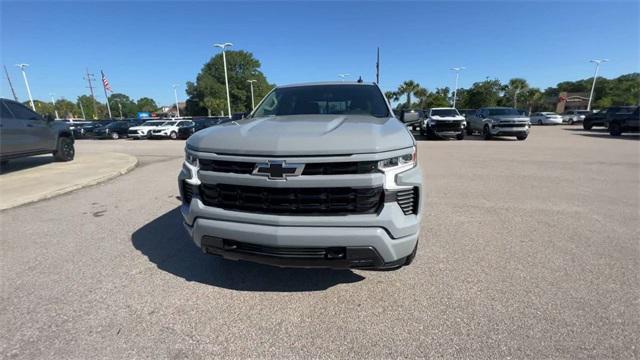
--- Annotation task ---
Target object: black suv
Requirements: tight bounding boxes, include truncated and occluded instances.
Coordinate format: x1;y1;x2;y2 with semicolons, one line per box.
90;120;131;139
0;98;75;164
583;106;636;130
609;106;639;136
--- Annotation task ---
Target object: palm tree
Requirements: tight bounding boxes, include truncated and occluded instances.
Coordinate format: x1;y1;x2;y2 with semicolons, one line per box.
397;80;421;108
507;78;529;108
525;88;544;115
413;87;429;109
384;91;398;103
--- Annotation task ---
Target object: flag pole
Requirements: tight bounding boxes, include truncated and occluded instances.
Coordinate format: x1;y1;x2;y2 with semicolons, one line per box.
376;47;380;84
101;70;113;119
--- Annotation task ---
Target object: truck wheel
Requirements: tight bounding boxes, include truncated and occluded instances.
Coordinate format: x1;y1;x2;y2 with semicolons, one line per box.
170;131;178;140
538;119;543;125
483;125;492;140
516;134;528;141
466;126;473;136
111;132;120;140
456;131;465;140
53;137;75;162
609;123;622;136
583;122;592;130
568;118;574;125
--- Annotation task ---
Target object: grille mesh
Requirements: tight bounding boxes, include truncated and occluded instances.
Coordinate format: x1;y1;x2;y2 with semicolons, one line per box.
199;184;383;215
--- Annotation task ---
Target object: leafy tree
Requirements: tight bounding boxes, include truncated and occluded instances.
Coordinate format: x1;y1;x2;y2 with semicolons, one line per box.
77;95;105;119
108;93;137;118
463;79;503;108
136;97;158;112
186;50;273;116
55;99;78;119
29;100;54;116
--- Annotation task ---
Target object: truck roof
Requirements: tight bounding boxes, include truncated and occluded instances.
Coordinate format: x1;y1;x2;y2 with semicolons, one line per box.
278;81;378;88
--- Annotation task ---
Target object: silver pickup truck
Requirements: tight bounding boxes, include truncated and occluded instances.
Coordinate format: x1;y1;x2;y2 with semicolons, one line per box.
178;82;422;269
467;107;530;140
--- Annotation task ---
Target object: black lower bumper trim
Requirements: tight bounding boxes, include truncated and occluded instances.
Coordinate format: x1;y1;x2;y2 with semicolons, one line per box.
201;236;402;269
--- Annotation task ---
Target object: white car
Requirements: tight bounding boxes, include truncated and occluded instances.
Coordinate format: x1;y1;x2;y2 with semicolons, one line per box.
127;120;168;139
562;110;590;125
420;108;466;140
149;120;193;139
530;112;563;125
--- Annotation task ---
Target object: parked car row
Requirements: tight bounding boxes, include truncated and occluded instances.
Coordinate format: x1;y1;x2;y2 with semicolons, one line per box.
71;117;230;140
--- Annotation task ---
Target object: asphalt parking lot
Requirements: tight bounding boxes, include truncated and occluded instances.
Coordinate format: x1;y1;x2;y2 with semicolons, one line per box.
1;126;638;359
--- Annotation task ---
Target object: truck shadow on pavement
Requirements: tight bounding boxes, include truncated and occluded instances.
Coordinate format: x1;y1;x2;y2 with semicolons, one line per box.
131;207;365;292
562;128;640;140
0;156;54;174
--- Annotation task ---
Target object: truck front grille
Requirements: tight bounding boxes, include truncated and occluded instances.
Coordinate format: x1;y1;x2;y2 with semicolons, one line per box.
199;184;383;215
432;122;462;132
494;123;527;128
198;159;378;175
396;187;419;215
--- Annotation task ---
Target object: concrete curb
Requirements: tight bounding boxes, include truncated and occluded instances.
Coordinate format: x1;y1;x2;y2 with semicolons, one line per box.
0;153;138;211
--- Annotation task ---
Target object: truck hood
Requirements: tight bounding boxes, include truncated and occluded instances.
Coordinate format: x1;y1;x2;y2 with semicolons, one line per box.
187;114;414;156
492;115;530;122
430;115;465;121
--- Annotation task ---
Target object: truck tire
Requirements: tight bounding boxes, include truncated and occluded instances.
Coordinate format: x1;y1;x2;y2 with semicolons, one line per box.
111;132;120;140
53;137;75;162
466;126;473;136
170;131;178;140
609;122;622;136
483;125;492;140
583;122;592;130
568;118;574;125
456;131;464;140
516;134;528;141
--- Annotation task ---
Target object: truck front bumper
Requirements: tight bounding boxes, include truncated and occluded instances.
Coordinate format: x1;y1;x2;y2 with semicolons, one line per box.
178;160;422;269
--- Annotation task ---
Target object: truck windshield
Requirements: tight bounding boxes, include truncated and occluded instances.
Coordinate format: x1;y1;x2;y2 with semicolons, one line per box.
487;108;520;116
431;109;460;117
253;84;390;118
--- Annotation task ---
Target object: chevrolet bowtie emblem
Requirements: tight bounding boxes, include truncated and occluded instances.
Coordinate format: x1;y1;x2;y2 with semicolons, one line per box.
252;160;304;180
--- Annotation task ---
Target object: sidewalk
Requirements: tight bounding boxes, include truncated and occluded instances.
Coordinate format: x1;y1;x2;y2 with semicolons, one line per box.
0;152;137;210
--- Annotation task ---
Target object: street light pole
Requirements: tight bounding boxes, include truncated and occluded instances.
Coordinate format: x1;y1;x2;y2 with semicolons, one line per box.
49;93;60;119
587;59;608;111
16;64;35;110
172;84;181;118
247;79;257;110
214;42;233;118
450;67;465;108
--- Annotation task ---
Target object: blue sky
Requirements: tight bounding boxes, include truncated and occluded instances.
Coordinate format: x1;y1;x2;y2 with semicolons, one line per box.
1;1;638;106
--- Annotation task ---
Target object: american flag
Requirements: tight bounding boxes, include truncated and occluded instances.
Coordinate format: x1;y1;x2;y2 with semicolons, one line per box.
101;70;112;93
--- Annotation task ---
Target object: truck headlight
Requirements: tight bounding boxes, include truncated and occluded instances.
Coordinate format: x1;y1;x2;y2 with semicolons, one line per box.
378;148;416;171
185;151;198;167
378;148;417;190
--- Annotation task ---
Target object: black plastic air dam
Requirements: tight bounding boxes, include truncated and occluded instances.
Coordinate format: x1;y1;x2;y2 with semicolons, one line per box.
200;236;403;269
